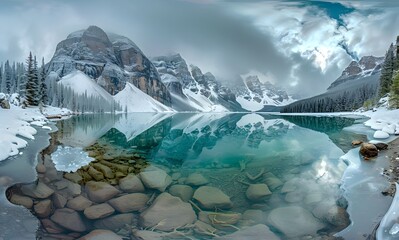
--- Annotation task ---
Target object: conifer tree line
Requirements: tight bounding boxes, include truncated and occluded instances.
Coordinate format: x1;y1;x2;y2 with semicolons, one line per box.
0;52;121;113
379;36;399;108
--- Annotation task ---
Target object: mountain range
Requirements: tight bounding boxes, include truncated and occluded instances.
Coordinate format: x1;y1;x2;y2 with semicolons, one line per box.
46;26;295;112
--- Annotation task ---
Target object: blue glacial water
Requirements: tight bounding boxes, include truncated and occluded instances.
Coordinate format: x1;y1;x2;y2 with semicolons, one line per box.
5;113;374;239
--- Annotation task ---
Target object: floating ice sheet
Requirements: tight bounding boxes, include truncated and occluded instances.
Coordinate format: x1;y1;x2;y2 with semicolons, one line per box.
51;146;94;172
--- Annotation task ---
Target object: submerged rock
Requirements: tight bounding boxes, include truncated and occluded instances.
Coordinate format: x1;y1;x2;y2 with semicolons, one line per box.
34;199;52;218
108;193;149;212
85;181;120;203
78;229;123;240
51;208;87;232
94;213;134;231
185;173;209;186
41;219;65;234
194;220;218;236
67;196;93;211
218;224;280;240
118;174;145;193
53;193;67;209
10;194;33;208
268;206;325;238
360;143;378;158
21;181;54;199
246;184;272;201
193;186;232;209
139;167;172;192
84;203;115;219
140;192;196;231
168;184;194;202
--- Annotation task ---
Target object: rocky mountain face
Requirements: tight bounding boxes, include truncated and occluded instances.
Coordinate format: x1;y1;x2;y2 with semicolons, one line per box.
47;26;171;106
327;56;384;90
282;55;383;113
152;54;241;111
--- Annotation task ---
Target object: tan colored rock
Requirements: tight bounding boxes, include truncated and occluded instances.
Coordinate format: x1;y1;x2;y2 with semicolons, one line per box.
51;208;87;232
53;193;67;209
218;224;280;240
34;199;52;218
10;194;33;208
246;184;272;201
41;219;65;234
118;174;145;193
84;203;115;219
67;196;93;211
139;167;172;192
88;166;104;181
64;172;83;184
108;193;149;213
78;229;123;240
36;163;46;174
93;163;115;179
193;186;232;209
94;213;134;231
185;173;209;186
140;193;196;231
21;181;54;199
86;181;119;203
169;184;194;202
360;143;378;158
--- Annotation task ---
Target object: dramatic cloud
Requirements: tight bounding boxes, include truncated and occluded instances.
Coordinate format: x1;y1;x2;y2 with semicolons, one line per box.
0;0;398;97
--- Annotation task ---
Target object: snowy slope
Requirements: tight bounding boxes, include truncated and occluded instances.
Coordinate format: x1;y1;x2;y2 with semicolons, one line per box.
59;71;114;102
183;87;229;112
114;82;175;112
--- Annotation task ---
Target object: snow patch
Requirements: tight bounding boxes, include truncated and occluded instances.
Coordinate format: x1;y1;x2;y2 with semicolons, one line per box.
51;146;94;172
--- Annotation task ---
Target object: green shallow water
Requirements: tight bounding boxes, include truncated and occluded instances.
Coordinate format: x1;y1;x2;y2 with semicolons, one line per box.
6;113;367;239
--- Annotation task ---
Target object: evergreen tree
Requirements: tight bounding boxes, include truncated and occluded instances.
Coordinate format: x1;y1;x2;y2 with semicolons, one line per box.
25;53;40;106
390;72;399;109
39;58;48;105
379;44;395;97
4;60;11;94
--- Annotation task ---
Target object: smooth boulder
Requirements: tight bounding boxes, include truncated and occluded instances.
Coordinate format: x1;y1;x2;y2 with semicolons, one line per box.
78;229;123;240
359;143;378;158
140;192;196;231
118;174;145;193
85;181;119;203
168;184;194;202
246;184;272;201
185;173;209;186
67;196;93;211
84;203;115;219
108;193;149;213
193;186;232;209
51;208;87;232
218;224;280;240
139;167;172;192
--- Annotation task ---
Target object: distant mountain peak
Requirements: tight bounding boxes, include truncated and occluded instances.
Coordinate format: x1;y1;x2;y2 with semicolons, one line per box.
328;55;383;90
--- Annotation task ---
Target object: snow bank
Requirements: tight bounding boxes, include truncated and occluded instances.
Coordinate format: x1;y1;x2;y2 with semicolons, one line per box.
363;108;399;141
0;106;47;161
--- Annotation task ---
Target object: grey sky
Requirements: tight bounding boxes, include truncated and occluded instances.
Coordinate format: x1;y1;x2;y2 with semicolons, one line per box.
0;0;398;97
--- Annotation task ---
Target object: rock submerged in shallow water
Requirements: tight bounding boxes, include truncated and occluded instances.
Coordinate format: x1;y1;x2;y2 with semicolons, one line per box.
140;192;196;231
34;199;52;218
359;143;379;158
352;140;363;146
92;163;115;179
108;193;149;212
88;166;105;181
94;213;134;231
168;184;194;202
84;203;115;219
185;173;209;186
53;193;67;208
263;173;283;191
51;208;87;232
78;229;123;240
194;220;218;236
193;186;232;209
268;206;325;238
10;194;33;208
21;181;54;199
41;219;65;234
246;184;272;201
85;181;119;203
118;174;145;193
218;224;280;240
67;195;93;211
139;167;172;192
199;211;241;229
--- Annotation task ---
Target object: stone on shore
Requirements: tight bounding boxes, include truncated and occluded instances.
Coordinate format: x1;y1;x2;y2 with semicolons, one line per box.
193;186;232;209
53;193;67;208
67;196;93;211
108;193;149;213
360;143;379;158
78;229;123;240
51;208;87;232
168;184;194;202
84;203;115;219
86;181;119;203
140;192;196;231
218;224;280;240
118;174;145;193
185;173;209;186
268;206;325;238
246;184;272;201
139;167;172;192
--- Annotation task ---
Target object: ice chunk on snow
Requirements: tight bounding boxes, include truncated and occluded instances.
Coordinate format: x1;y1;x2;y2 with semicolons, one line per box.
382;126;396;135
51;146;94;172
373;131;390;139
